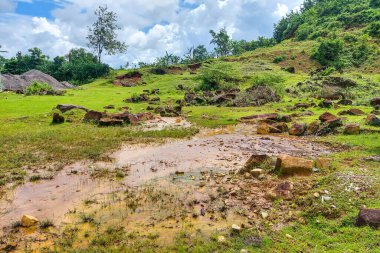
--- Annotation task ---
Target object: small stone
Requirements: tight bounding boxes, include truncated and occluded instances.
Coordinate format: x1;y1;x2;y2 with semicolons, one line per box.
231;224;241;231
251;169;263;177
314;192;320;198
21;214;39;227
217;236;226;243
261;211;269;219
285;234;293;239
240;250;248;253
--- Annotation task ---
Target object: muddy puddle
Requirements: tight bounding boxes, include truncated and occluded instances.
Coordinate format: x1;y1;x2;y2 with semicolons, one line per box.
0;125;333;234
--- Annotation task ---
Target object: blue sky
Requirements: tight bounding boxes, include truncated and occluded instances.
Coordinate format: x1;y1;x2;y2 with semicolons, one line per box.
0;0;303;67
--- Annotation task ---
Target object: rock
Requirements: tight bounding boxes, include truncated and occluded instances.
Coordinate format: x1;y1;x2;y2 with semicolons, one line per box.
56;104;89;113
240;250;248;253
21;214;39;227
289;123;307;136
251;169;264;178
318;99;333;108
344;123;360;135
261;211;269;219
231;224;241;231
275;155;313;176
339;108;365;116
370;98;380;107
103;105;115;109
355;209;380;228
294;103;310;109
257;123;270;134
337;99;353;106
99;118;123;127
319;112;337;122
84;110;104;123
322;76;358;88
316;118;343;136
217;236;226;243
306;121;320;135
300;110;314;116
325;118;343;128
315;158;332;170
273;122;289;133
241;154;272;173
277;115;292;123
275;181;294;199
52;113;64;124
240;113;279;122
366;114;380;127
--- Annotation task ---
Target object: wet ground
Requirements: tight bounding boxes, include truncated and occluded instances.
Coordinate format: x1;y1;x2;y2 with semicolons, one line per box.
0;124;332;235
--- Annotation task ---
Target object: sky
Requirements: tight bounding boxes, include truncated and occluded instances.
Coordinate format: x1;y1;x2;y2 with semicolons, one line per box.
0;0;303;67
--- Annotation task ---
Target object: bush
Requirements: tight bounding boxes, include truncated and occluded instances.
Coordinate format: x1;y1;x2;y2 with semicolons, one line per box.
313;39;344;68
370;0;380;8
251;73;285;95
366;21;380;37
197;63;240;91
24;81;53;95
273;56;286;63
295;24;313;41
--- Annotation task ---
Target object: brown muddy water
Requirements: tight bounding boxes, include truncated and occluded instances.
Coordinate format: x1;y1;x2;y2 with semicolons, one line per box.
0;125;332;234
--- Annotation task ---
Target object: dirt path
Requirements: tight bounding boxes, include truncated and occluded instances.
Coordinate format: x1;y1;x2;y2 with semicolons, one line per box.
0;126;332;234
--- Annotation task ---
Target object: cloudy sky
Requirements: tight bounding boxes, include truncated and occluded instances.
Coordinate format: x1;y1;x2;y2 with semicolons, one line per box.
0;0;303;67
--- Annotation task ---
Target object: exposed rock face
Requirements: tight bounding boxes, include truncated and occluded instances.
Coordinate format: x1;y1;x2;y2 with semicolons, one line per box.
289;123;307;136
275;155;313;176
1;70;72;92
52;113;64;124
21;214;39;227
56;104;89;113
344;123;360;135
366;114;380;127
356;209;380;229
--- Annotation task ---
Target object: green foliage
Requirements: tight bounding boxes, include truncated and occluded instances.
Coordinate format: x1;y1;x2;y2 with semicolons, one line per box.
366;21;380;37
154;51;181;68
273;55;286;63
295;24;314;41
312;39;344;68
197;63;240;91
192;45;210;62
274;11;304;42
251;72;285;95
24;81;53;95
209;27;232;57
87;6;127;63
370;0;380;8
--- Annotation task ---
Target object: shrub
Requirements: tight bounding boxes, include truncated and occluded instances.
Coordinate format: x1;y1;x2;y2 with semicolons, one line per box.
251;73;285;95
366;21;380;37
273;55;286;63
312;39;344;68
197;63;240;91
24;81;53;95
370;0;380;8
295;24;313;41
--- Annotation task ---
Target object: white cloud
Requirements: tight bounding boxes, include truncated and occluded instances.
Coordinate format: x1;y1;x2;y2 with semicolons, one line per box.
0;0;305;67
0;0;17;13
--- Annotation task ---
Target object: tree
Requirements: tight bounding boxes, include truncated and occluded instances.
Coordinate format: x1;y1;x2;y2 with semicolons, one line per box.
87;6;127;63
370;0;380;8
193;45;209;62
209;27;232;57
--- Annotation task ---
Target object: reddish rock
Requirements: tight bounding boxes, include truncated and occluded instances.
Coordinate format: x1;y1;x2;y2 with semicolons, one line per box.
366;114;380;127
84;110;104;122
306;121;320;135
339;108;365;116
319;112;338;122
344;123;360;135
289;123;307;136
275;155;313;176
273;122;289;133
356;209;380;228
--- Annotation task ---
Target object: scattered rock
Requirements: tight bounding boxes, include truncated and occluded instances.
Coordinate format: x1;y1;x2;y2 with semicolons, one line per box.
52;113;64;124
231;224;241;231
21;214;39;227
322;76;358;88
261;211;269;219
366;114;380;127
318;99;333;108
355;209;380;229
251;169;264;178
99;118;123;127
275;181;294;199
338;108;365;116
344;123;360;135
289;123;307;136
319;112;338;122
337;99;353;106
275;155;313;176
241;154;272;173
306;121;320;135
217;236;226;243
294;103;310;109
370;98;380;107
84;110;104;123
56;104;89;113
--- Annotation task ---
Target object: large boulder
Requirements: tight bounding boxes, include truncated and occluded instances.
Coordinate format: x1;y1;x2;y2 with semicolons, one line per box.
366;114;380;127
21;214;39;227
275;155;314;176
289;123;307;136
355;209;380;229
1;70;71;92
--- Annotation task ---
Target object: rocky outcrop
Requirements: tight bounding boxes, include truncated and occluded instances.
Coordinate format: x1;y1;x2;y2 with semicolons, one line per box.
56;104;89;113
289;123;307;136
356;209;380;229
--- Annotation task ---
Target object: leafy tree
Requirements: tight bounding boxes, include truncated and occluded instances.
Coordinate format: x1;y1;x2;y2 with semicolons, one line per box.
155;51;181;67
273;11;303;42
370;0;380;8
87;6;127;63
367;21;380;37
209;27;232;57
313;39;344;68
193;45;210;62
